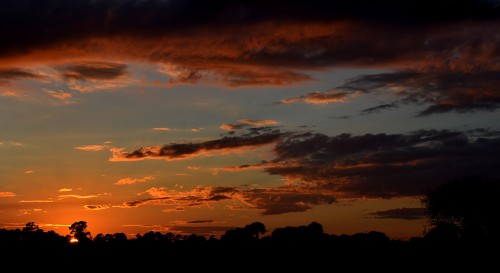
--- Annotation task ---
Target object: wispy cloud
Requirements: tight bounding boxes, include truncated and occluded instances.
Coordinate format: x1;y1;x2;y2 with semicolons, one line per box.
119;184;335;215
0;68;42;85
0;192;16;198
152;127;171;131
75;145;106;152
110;128;286;161
19;200;54;203
115;176;155;186
58;188;73;192
221;119;280;131
84;204;110;210
186;220;215;224
45;89;73;101
2;1;497;89
276;90;354;105
58;194;98;199
369;207;427;220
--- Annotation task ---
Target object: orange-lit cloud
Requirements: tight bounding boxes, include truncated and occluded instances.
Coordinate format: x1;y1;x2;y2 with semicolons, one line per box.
19;200;54;203
172;127;500;202
153;127;171;131
0;90;24;97
18;208;45;215
84;204;110;210
58;194;98;199
221;119;280;131
115;176;155;186
0;0;496;119
110;128;286;161
338;70;500;116
24;170;33;174
276;90;353;105
58;188;73;192
75;145;106;152
45;89;73;101
0;192;16;198
119;184;335;215
0;68;43;85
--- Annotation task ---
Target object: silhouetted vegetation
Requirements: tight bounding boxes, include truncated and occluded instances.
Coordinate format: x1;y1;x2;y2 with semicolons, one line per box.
423;175;500;241
1;176;498;269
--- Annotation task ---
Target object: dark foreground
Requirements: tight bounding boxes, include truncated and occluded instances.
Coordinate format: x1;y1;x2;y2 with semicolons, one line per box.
2;238;496;271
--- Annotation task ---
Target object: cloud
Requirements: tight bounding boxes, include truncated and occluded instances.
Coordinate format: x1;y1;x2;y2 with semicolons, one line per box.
75;145;106;152
153;127;171;131
18;208;45;215
211;128;500;199
84;204;110;210
338;70;500;116
45;89;72;100
115;176;155;186
110;128;286;161
239;119;280;126
369;207;427;220
276;90;353;105
186;220;215;224
187;166;201;171
120;184;336;215
0;192;16;198
220;119;280;131
58;188;73;192
24;170;33;174
58;194;98;199
1;1;498;88
54;62;130;92
59;62;127;81
0;68;41;85
19;200;54;203
114;126;500;212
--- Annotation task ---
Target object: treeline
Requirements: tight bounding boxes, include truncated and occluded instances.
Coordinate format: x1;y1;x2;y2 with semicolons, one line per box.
0;220;496;270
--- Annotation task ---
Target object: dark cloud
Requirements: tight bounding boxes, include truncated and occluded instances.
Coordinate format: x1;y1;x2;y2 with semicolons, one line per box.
111;127;286;161
360;102;399;115
121;184;337;215
220;119;279;131
59;62;128;81
0;1;498;88
115;126;500;213
338;70;500;116
276;90;352;105
0;68;41;85
186;220;215;224
369;207;427;220
241;187;336;215
213;128;500;199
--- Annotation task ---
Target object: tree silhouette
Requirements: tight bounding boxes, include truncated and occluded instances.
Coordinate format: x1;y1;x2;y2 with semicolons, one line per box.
422;175;500;241
69;220;92;242
244;222;266;240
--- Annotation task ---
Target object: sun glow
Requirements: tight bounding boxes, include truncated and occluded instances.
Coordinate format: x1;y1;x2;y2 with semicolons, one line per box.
69;237;79;244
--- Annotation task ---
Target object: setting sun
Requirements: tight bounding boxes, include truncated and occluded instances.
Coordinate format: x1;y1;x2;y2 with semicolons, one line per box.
69;237;79;244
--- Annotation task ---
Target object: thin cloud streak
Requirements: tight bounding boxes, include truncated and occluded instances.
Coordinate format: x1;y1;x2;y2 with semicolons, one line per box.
115;176;155;186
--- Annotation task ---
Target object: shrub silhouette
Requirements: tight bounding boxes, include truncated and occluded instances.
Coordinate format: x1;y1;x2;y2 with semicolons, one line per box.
423;175;500;241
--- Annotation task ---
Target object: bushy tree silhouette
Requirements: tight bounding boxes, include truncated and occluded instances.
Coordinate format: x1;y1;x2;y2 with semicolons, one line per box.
69;220;92;243
423;175;500;241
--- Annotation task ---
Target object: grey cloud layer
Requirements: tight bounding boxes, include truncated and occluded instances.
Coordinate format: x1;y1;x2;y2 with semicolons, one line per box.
115;127;500;214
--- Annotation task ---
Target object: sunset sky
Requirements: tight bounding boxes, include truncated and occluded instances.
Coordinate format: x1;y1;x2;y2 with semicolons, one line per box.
1;0;500;239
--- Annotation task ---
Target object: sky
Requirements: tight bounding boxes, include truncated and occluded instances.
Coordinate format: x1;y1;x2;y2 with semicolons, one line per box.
1;0;500;239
